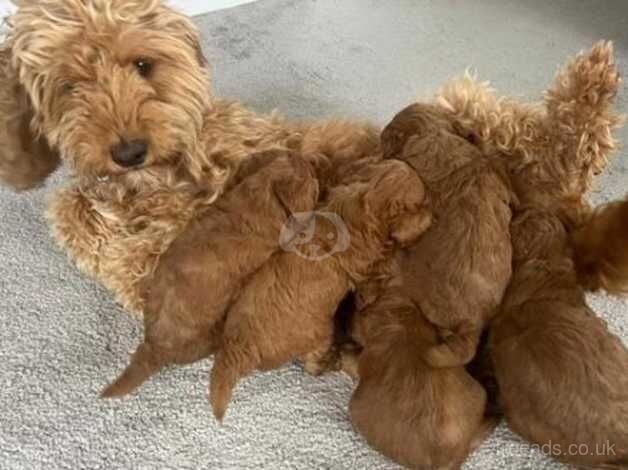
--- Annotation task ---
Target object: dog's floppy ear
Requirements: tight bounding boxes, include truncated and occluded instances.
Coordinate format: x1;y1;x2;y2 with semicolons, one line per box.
363;160;431;246
272;154;320;215
391;208;432;246
0;42;60;191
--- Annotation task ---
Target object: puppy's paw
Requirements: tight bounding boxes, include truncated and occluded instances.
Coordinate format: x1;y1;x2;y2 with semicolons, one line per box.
302;347;341;376
339;349;360;380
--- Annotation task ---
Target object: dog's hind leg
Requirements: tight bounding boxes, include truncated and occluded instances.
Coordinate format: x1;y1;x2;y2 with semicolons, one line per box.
209;347;258;421
434;71;546;160
101;343;166;398
544;41;623;194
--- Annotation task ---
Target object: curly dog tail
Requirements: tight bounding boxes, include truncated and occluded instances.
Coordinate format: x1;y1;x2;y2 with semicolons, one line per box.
101;343;163;398
572;197;628;295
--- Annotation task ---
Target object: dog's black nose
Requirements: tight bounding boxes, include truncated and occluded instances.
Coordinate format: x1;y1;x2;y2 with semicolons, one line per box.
111;139;148;168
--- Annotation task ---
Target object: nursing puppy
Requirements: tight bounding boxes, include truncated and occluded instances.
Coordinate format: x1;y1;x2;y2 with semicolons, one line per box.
343;289;495;469
490;208;628;468
572;197;628;294
381;103;513;367
347;283;495;470
209;159;431;420
101;151;319;397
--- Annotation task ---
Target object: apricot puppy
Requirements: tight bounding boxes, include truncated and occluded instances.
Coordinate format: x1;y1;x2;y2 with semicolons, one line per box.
209;159;431;420
101;151;319;397
381;103;513;367
490;208;628;468
348;287;495;470
572;197;628;294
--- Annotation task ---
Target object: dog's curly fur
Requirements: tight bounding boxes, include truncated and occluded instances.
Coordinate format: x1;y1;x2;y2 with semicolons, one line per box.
209;158;431;420
489;208;628;469
435;41;623;223
100;150;319;398
1;3;623;309
0;0;379;313
381;103;514;367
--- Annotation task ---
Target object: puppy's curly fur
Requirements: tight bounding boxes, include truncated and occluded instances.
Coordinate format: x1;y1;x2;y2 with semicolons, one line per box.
347;281;496;470
381;103;514;367
209;159;431;420
435;43;627;295
489;208;628;469
571;197;628;294
101;150;319;398
0;0;379;313
339;43;626;470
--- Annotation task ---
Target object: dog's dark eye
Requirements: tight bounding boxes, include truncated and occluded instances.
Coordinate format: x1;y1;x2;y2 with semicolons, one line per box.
133;58;153;78
61;82;76;95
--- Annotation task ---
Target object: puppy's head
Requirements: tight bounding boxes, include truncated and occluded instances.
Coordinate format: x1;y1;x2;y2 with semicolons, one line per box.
9;0;211;180
362;160;432;246
381;103;457;159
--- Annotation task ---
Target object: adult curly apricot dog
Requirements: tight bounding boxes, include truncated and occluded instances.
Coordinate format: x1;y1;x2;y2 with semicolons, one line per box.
0;0;379;312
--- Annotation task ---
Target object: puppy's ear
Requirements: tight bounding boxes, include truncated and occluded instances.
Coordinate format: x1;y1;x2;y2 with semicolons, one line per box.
272;155;319;215
364;160;430;246
0;43;60;191
391;208;432;246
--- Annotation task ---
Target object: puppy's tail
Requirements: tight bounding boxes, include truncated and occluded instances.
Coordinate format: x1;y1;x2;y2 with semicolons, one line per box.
424;324;481;368
101;344;163;398
209;352;242;422
572;197;628;295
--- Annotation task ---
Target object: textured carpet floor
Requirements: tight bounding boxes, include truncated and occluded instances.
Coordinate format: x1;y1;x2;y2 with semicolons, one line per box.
1;1;627;469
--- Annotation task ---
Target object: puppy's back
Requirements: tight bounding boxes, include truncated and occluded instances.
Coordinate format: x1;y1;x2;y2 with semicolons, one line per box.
491;210;628;466
351;292;491;470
